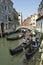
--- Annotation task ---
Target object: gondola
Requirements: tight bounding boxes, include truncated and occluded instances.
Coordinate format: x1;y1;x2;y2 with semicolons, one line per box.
7;34;24;40
9;42;30;56
25;42;40;59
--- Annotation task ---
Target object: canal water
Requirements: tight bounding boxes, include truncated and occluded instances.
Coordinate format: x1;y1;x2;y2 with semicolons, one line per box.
0;32;41;65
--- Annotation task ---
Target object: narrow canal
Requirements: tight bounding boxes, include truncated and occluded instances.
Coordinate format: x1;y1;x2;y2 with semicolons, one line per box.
0;32;41;65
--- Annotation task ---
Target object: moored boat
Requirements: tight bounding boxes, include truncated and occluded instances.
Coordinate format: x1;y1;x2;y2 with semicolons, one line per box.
25;47;38;59
9;42;30;56
7;34;25;41
25;42;40;59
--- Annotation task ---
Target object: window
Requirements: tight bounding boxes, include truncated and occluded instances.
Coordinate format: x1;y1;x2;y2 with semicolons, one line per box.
5;6;6;10
33;19;35;21
5;15;7;20
33;23;35;24
1;0;2;2
19;14;20;16
8;17;11;21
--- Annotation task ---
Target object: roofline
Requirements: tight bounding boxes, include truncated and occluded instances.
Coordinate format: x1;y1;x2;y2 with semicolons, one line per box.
36;15;43;21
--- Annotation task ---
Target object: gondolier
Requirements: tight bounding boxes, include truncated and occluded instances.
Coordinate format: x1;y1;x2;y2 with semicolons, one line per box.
32;35;36;43
22;38;26;44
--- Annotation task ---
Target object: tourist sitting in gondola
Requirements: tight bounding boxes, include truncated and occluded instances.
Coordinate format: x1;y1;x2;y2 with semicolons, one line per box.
31;35;36;43
30;35;40;48
22;38;26;44
22;37;29;45
26;38;30;43
28;45;34;53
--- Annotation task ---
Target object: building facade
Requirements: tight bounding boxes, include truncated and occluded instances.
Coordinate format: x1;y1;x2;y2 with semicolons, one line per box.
18;12;22;25
0;0;19;36
22;17;31;26
30;14;38;30
13;8;19;29
36;16;43;33
0;0;14;33
38;0;43;16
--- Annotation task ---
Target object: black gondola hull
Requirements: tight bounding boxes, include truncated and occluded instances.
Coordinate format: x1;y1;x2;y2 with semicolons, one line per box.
25;43;40;59
25;47;38;59
7;34;24;41
9;42;30;56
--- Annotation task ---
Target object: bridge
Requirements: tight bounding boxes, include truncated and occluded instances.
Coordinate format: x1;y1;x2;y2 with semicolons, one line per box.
16;25;31;31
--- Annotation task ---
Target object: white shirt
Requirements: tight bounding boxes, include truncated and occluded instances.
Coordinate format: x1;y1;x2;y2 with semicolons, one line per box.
22;38;26;43
32;36;36;42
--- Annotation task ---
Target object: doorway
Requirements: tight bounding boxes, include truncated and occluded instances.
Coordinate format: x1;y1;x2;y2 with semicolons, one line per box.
1;22;4;36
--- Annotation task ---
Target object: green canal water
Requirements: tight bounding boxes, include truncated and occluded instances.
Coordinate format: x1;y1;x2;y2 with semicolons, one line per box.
0;33;41;65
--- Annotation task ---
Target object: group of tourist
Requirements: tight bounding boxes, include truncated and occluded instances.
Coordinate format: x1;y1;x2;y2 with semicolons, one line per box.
22;32;39;47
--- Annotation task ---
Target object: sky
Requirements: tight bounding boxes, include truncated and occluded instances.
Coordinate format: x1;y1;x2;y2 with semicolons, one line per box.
11;0;41;20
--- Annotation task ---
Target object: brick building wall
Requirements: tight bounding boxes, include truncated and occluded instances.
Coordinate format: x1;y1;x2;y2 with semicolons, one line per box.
22;17;31;26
